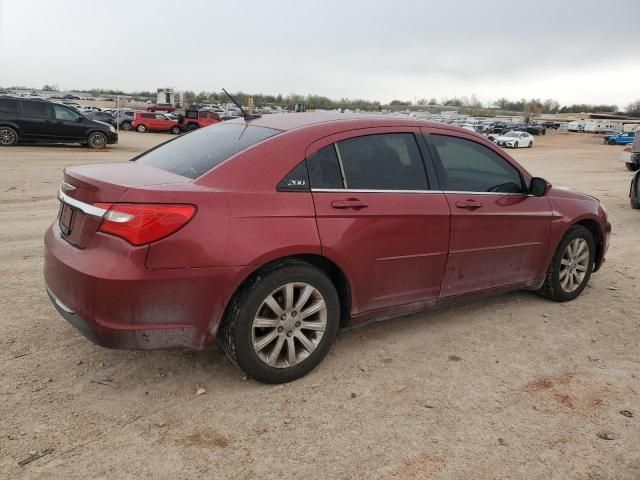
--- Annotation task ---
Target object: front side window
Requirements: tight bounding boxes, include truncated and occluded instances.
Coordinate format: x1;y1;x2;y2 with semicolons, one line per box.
136;123;280;179
431;135;524;193
22;101;51;119
54;104;80;121
336;133;428;190
199;111;208;119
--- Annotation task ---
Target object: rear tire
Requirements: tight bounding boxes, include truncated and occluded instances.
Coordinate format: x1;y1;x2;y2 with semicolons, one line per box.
608;139;617;145
136;124;147;133
87;132;107;149
170;126;181;135
0;126;18;146
537;225;595;302
219;260;340;384
625;163;639;172
514;141;519;148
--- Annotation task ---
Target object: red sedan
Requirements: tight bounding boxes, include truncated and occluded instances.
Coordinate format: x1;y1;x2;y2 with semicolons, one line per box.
132;112;181;134
44;114;610;383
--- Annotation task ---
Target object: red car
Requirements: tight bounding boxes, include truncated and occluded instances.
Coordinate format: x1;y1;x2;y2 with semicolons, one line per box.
147;103;176;113
44;114;610;383
177;109;222;132
132;112;181;134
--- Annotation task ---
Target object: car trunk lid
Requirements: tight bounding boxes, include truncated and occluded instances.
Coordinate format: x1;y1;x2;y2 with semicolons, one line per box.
58;163;191;248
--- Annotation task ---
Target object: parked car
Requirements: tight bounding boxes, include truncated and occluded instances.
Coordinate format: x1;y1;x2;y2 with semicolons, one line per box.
177;109;222;132
0;96;117;148
604;132;635;145
146;103;176;113
526;124;547;136
85;110;115;124
543;121;561;130
113;109;135;130
132;112;180;134
488;122;516;135
43;115;611;383
494;131;535;148
622;130;640;172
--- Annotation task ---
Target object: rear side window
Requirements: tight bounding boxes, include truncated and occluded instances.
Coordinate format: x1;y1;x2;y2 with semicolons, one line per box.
431;135;524;193
199;111;208;119
136;123;280;179
142;113;154;119
337;133;428;190
22;101;51;118
0;98;20;113
307;145;344;189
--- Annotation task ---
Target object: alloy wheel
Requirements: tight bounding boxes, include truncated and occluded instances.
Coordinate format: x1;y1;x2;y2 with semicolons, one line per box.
90;134;105;147
559;238;589;292
251;282;327;368
0;128;16;145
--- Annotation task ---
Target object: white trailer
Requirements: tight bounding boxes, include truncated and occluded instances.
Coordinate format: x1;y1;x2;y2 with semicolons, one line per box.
583;121;621;134
567;120;586;132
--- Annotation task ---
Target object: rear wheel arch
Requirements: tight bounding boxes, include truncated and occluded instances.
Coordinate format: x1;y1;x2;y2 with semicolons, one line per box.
221;254;352;332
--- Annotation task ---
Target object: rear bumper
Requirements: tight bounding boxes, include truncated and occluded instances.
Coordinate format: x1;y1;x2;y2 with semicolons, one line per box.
44;223;237;350
107;132;118;145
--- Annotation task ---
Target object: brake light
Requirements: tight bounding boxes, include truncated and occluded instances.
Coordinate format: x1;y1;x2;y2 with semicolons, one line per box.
94;203;196;245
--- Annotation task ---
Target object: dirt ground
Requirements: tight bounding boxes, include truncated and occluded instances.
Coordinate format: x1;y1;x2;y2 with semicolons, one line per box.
1;130;638;480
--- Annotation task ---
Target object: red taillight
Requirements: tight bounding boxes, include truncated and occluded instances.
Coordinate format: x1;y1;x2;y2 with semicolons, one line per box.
94;203;196;246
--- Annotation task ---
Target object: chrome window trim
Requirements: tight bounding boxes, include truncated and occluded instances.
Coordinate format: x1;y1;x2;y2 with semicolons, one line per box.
311;188;531;196
57;189;108;218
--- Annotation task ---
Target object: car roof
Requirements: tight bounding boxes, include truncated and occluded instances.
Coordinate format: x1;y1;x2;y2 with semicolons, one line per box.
226;112;468;134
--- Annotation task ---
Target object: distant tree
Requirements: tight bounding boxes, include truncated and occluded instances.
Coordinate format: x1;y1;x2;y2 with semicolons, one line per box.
542;99;560;114
626;100;640;117
442;97;463;107
416;98;428;106
42;84;59;91
389;99;411;106
428;97;437;105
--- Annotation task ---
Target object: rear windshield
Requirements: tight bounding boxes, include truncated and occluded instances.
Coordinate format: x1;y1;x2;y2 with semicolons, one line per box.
135;123;280;179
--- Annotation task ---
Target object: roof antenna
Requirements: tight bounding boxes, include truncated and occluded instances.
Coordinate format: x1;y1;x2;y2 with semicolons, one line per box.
222;88;261;121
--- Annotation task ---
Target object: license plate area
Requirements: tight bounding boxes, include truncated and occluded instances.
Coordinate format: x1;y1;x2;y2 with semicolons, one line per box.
59;203;75;235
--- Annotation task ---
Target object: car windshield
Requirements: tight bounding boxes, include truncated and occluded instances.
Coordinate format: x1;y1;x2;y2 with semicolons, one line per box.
504;132;519;138
135;123;280;179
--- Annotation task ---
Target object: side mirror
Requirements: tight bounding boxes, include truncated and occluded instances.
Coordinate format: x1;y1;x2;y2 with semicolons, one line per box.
77;116;84;123
529;177;549;196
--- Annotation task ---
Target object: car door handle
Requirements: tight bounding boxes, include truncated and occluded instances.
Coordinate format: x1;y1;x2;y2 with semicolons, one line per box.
455;200;483;210
331;199;369;209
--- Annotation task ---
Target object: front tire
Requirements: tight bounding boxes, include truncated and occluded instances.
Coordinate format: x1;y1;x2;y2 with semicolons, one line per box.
220;260;340;384
0;126;18;146
120;121;131;131
537;225;595;302
608;139;617;145
87;132;107;149
187;124;199;132
136;124;147;133
625;163;639;172
528;141;533;148
170;126;181;135
514;141;519;148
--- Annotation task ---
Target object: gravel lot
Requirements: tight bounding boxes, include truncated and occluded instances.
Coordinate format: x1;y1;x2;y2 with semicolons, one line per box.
1;130;638;479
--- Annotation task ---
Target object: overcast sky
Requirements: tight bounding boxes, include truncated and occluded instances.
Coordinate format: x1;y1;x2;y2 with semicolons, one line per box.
0;0;638;107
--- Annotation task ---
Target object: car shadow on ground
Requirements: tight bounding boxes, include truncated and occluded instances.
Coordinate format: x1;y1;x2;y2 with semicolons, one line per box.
73;289;548;389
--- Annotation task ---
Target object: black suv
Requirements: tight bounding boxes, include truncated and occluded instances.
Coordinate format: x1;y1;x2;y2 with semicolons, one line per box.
0;96;117;148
